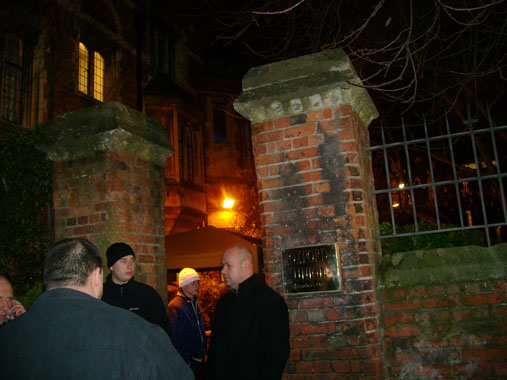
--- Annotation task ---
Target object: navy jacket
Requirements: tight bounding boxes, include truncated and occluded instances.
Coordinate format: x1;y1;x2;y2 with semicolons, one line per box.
168;292;207;362
207;274;290;380
0;288;194;380
102;274;171;336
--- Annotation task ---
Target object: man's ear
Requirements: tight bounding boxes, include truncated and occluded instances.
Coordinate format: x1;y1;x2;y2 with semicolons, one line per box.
91;267;102;287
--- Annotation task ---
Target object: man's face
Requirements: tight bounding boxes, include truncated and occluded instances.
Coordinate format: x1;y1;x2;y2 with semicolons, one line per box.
110;255;135;285
221;249;246;291
0;278;14;322
181;279;200;299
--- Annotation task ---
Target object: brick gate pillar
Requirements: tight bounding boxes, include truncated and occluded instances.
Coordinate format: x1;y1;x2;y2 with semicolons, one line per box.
234;49;382;378
39;102;173;302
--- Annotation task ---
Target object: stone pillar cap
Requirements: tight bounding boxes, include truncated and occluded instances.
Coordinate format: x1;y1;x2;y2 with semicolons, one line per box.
234;48;378;125
39;102;173;165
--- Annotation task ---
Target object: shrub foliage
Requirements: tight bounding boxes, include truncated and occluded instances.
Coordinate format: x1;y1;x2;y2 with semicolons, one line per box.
0;129;53;298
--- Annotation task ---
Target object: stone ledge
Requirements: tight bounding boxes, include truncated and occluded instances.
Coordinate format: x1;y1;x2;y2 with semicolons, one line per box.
233;48;379;126
38;102;173;165
378;243;507;288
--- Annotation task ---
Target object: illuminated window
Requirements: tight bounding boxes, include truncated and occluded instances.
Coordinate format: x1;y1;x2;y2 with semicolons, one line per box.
78;42;88;94
2;33;23;123
78;41;104;102
93;52;104;102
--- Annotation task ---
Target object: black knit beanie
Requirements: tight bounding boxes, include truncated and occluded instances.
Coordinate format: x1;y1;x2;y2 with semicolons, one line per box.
106;242;135;268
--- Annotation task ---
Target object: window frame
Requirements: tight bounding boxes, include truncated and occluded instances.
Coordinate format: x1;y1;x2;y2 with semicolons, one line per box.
2;33;24;124
77;40;105;102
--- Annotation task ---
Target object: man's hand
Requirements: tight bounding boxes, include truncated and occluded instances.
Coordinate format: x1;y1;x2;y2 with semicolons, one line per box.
7;298;26;320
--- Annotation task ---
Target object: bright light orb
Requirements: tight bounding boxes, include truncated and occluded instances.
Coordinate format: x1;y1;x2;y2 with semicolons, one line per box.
223;198;235;209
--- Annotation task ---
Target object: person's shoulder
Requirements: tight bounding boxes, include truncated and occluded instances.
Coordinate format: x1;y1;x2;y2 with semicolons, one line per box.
168;294;184;308
131;279;158;294
257;283;286;304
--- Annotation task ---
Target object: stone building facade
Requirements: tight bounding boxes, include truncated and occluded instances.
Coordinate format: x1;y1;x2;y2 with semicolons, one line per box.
0;1;258;239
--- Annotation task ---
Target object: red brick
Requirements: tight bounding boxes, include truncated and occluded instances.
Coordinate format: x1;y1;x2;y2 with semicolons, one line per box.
298;171;322;182
427;285;445;295
323;108;333;119
408;285;426;297
423;296;458;309
260;202;284;213
288;349;301;362
331;361;350;373
275;140;292;151
496;305;507;317
313;361;331;373
296;160;311;171
318;205;335;217
301;323;334;335
258;178;283;190
287;147;319;160
255;153;285;166
495;361;507;375
305;110;323;122
296;361;317;373
305;194;323;206
314;182;331;193
337;129;356;141
384;325;418;337
310;335;328;347
326;308;344;320
462;348;504;361
462;293;503;306
252;131;283;144
72;225;95;235
251;121;272;133
389;287;407;299
284;123;316;139
384;299;421;312
292;335;311;348
252;144;267;155
337;105;353;115
299;297;334;309
320;119;339;131
492;279;506;292
292;137;309;148
274;117;290;129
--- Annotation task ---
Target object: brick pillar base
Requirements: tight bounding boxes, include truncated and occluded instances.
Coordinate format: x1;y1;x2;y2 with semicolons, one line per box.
40;102;173;301
234;49;383;378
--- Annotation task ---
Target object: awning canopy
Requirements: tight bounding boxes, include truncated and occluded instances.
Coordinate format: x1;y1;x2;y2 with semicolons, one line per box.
165;226;261;271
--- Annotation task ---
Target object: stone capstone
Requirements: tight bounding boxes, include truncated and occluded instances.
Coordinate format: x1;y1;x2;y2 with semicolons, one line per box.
233;48;379;126
38;102;173;165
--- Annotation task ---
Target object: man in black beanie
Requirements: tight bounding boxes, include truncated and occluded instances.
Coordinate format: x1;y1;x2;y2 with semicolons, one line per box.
101;242;171;336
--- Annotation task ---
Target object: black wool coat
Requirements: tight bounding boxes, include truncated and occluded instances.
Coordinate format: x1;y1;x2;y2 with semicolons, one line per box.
207;274;290;380
0;288;193;380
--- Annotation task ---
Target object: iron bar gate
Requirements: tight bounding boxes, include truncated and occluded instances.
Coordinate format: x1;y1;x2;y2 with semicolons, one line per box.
367;108;507;247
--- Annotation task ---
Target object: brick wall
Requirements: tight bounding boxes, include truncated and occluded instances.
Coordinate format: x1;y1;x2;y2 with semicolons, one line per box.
379;245;507;379
52;151;167;292
250;105;382;379
233;49;381;379
41;102;173;301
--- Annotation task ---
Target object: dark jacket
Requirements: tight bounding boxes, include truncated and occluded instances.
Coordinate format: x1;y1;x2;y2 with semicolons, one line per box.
167;292;207;363
102;274;171;336
207;274;290;380
0;288;194;380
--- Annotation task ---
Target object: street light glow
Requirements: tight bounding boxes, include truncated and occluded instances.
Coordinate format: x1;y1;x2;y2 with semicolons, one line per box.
223;198;235;209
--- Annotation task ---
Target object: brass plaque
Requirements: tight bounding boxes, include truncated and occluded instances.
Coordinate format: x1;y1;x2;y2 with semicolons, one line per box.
282;244;340;294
